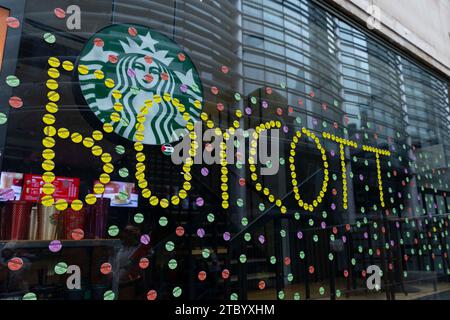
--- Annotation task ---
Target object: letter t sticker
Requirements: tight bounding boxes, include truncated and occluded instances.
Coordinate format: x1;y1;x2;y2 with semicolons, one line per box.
362;145;391;208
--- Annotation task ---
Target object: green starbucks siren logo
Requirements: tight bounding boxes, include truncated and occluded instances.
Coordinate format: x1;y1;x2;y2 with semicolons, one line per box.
78;24;203;145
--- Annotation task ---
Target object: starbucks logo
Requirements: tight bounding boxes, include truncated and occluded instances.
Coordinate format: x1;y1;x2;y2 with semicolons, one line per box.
78;24;203;145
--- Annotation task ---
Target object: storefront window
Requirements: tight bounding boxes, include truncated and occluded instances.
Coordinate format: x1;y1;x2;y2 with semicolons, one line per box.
0;0;449;301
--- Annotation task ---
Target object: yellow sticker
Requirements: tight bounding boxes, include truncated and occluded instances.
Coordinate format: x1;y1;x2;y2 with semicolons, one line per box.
46;102;58;113
160;198;169;208
94;183;105;194
42;149;55;160
149;196;159;206
46;79;59;90
44;126;56;137
85;194;97;205
136;152;145;162
110;112;120;122
42;171;55;183
179;189;187;199
103;163;114;173
62;60;74;71
48;68;60;79
94;69;104;79
105;78;115;88
135;132;144;141
92;130;103;141
42;137;56;148
138;179;148;189
78;65;89;75
112;90;122;100
71;199;83;211
83;137;94;148
103;123;114;133
42;114;56;125
41;195;55;207
42;183;56;195
101;153;112;163
99;173;110;184
134;142;143;152
91;145;103;156
71;132;82;143
57;127;69;139
194;100;202;109
48;57;61;68
55;199;68;211
113;102;123;112
171;195;180;205
153;95;162;103
42;159;55;171
141;188;151;198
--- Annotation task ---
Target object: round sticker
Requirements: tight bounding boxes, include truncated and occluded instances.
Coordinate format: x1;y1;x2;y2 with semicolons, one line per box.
134;213;144;224
8;257;23;271
108;225;119;237
44;32;56;44
6;75;20;87
100;263;112;275
78;24;204;145
54;262;68;275
71;228;84;240
49;240;62;253
54;8;66;19
6;17;20;29
9;96;23;109
139;257;150;269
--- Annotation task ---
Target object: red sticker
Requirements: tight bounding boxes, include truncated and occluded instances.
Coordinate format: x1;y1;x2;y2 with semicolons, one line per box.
144;55;153;64
100;262;112;275
139;257;150;269
8;257;23;271
175;226;185;237
71;228;84;240
54;8;66;19
128;27;138;37
221;66;229;74
178;53;186;62
9;96;23;109
198;271;207;281
108;55;119;64
221;269;230;279
6;17;20;29
147;290;157;300
94;38;104;47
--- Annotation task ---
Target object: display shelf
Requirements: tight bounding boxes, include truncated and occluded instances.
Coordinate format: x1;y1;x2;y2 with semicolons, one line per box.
0;239;121;249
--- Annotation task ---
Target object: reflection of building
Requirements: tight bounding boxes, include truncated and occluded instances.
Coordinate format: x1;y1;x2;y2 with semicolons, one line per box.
0;0;449;301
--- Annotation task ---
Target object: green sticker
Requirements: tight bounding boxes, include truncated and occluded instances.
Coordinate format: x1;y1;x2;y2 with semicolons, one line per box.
230;293;238;300
270;256;276;264
6;75;20;87
134;213;144;224
0;113;7;125
159;216;168;226
108;225;119;237
173;287;182;298
115;145;125;154
165;241;175;252
202;248;210;259
239;254;247;263
54;262;68;275
104;290;115;300
119;168;129;178
44;32;56;44
22;292;37;300
168;259;178;270
207;213;215;223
